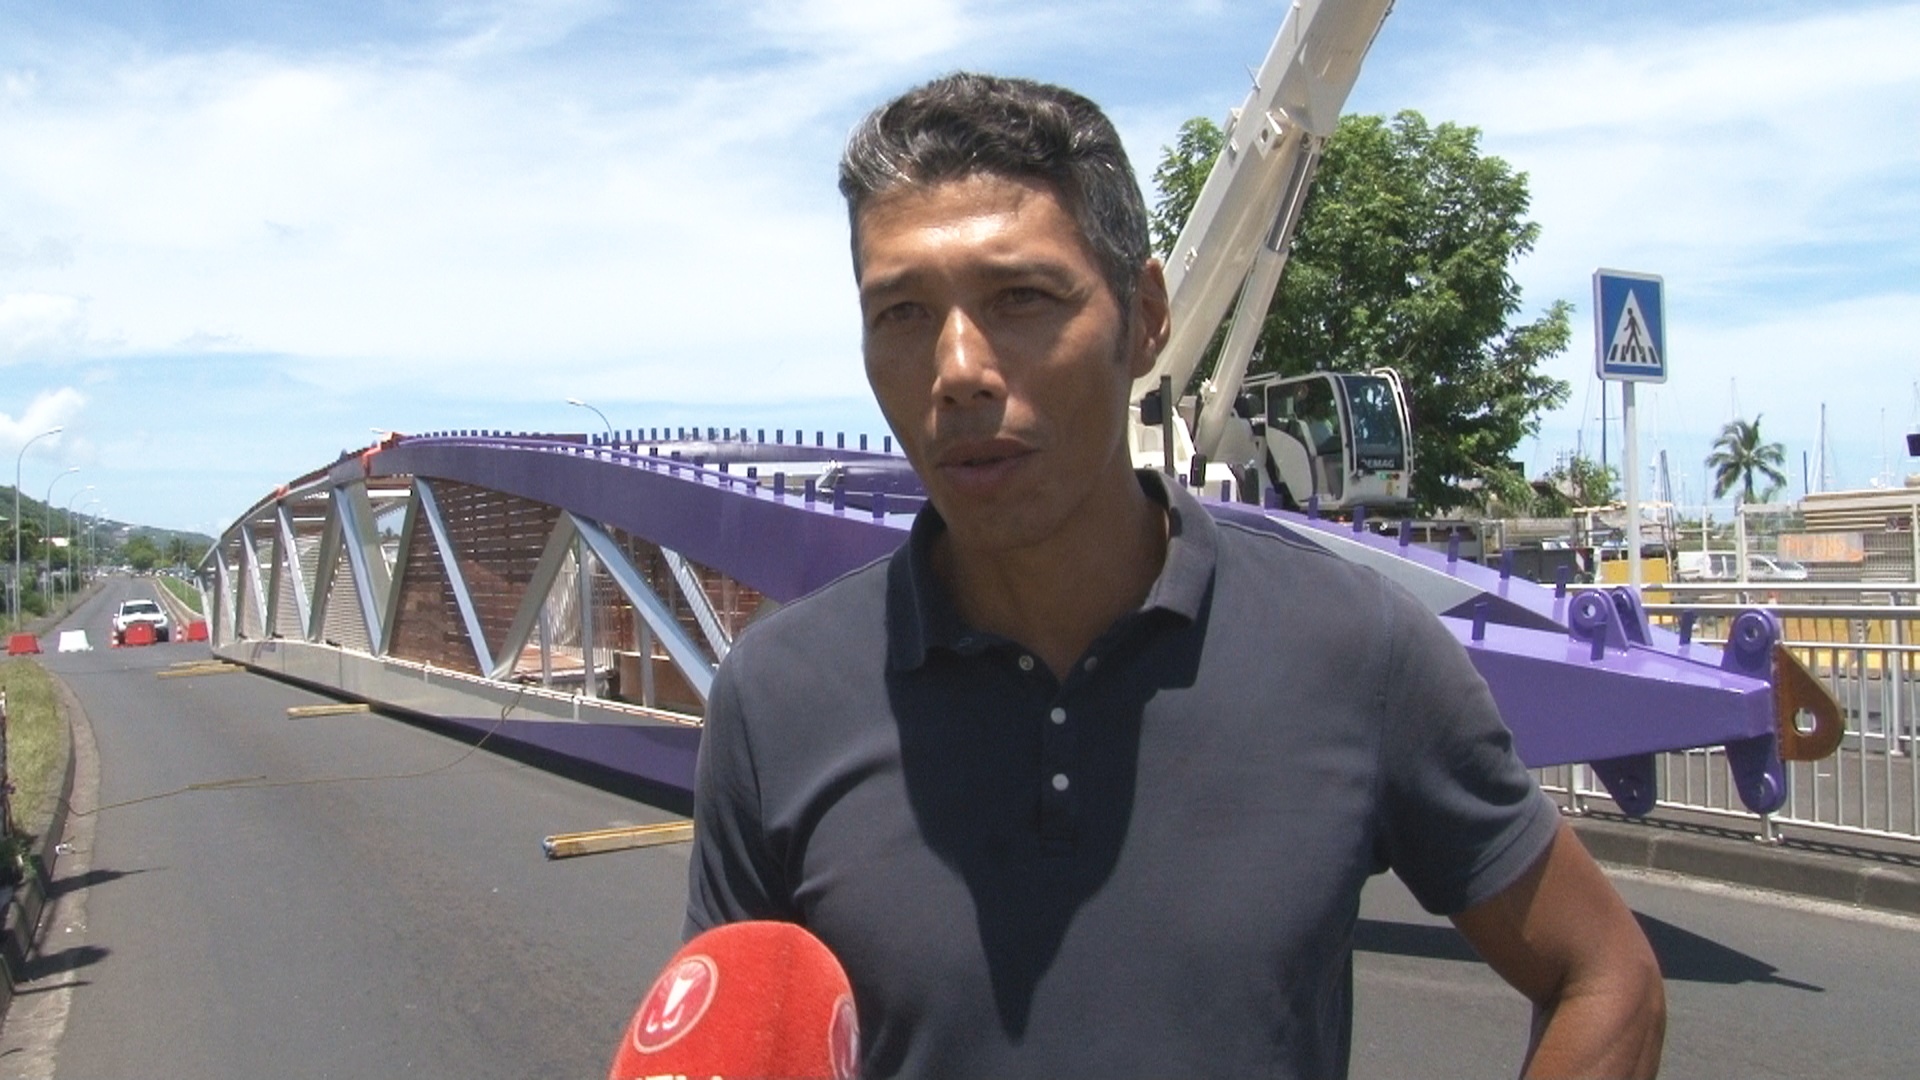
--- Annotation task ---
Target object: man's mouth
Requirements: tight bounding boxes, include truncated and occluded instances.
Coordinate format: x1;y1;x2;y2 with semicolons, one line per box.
935;439;1035;491
938;439;1033;470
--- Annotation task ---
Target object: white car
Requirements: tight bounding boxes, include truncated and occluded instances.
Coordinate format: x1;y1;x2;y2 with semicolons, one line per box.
1747;554;1810;582
113;598;172;643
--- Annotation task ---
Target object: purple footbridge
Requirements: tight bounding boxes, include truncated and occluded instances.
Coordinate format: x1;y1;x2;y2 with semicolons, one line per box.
1218;499;1843;817
204;431;1840;815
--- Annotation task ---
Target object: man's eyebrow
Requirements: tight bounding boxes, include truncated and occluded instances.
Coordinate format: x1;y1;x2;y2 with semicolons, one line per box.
858;258;1084;303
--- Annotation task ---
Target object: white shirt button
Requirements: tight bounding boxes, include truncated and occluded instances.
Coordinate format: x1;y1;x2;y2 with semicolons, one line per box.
1049;707;1067;725
1018;654;1035;672
1051;773;1070;792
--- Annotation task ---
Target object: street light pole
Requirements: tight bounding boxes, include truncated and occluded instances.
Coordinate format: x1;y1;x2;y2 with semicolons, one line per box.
79;499;101;610
63;484;94;615
44;466;80;622
566;398;615;442
11;425;63;630
90;506;107;586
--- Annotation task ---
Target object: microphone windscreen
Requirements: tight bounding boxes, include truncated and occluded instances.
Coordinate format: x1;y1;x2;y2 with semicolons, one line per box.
608;920;859;1080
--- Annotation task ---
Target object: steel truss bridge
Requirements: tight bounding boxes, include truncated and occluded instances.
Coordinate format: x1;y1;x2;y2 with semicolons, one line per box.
194;428;1843;808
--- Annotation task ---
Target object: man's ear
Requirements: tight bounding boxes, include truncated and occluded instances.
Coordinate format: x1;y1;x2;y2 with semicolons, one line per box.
1129;258;1171;380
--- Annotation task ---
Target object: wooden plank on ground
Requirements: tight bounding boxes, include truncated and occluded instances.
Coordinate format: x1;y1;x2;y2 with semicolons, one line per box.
542;820;693;859
285;702;372;718
157;662;244;679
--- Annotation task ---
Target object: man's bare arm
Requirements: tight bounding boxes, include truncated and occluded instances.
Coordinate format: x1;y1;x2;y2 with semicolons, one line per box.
1451;821;1666;1078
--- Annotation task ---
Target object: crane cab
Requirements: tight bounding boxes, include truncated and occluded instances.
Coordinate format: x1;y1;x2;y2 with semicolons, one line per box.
1241;369;1414;514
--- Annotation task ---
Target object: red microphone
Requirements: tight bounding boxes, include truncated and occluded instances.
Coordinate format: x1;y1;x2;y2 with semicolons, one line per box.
608;920;860;1080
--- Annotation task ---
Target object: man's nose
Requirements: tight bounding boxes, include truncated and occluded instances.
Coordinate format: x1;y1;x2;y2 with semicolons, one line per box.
932;308;1005;406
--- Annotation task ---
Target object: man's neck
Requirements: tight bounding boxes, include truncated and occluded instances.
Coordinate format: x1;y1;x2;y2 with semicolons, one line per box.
934;470;1168;680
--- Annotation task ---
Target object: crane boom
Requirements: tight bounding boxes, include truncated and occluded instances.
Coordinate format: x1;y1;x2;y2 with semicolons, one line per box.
1132;0;1394;465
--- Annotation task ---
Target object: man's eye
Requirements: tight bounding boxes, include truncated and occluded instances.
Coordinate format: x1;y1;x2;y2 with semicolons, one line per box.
869;302;923;328
999;286;1055;311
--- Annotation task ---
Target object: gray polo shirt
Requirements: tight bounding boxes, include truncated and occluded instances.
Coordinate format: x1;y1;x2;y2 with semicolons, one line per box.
687;470;1558;1078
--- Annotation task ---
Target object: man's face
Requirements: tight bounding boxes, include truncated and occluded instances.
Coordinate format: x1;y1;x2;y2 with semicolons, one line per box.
855;174;1167;557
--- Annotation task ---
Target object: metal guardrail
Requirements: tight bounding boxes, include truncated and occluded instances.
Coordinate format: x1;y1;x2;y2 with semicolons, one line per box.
1538;594;1919;846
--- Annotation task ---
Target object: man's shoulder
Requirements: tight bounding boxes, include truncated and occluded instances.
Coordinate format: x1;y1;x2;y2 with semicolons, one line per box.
726;549;897;666
1203;503;1391;599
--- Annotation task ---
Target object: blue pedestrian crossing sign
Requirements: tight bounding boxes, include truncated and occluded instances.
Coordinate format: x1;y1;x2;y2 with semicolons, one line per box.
1593;269;1667;383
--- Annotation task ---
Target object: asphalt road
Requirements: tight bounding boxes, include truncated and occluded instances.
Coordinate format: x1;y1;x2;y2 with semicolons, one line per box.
3;579;691;1078
5;577;1920;1078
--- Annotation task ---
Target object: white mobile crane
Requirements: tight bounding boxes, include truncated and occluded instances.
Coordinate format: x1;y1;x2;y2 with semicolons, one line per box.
1130;0;1415;515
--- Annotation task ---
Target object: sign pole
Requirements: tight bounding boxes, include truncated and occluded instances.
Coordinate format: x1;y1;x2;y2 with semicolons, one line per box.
1623;382;1641;588
1594;268;1667;593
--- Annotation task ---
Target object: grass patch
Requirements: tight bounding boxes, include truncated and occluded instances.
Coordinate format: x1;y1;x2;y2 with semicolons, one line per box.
160;574;203;614
0;658;68;843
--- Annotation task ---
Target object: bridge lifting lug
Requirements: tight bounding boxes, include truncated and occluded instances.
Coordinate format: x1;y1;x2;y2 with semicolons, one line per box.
1565;593;1657;814
1707;609;1844;816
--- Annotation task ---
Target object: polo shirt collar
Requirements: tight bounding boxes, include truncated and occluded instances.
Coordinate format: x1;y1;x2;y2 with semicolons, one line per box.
886;469;1219;671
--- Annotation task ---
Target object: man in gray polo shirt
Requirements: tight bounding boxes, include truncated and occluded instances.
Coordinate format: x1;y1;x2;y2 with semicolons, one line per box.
687;72;1664;1078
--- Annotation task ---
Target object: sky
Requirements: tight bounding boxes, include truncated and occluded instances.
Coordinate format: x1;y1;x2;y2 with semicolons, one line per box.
2;0;1916;536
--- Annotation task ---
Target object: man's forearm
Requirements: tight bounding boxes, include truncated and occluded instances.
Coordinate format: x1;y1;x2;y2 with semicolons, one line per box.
1452;823;1667;1079
1521;960;1666;1078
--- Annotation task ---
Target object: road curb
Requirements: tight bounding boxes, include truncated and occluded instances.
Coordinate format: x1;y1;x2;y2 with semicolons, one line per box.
1570;812;1920;917
0;669;80;1020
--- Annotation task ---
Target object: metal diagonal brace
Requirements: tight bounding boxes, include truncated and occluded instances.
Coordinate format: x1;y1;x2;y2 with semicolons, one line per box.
490;515;579;681
572;515;716;705
309;500;342;641
213;546;236;646
238;522;270;639
660;548;732;663
332;481;391;652
414;479;497;675
274;503;312;637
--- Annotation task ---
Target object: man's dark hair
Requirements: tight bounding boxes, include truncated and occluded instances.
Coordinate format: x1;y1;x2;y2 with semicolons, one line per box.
838;72;1152;315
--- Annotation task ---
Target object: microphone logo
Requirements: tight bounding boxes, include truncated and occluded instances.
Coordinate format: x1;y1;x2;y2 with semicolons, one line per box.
629;954;719;1054
828;993;860;1080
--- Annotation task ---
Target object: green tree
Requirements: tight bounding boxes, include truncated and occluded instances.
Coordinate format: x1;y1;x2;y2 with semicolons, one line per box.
1706;416;1787;504
1149;118;1224;261
123;534;161;572
1150;111;1572;514
1534;455;1619;516
164;536;194;568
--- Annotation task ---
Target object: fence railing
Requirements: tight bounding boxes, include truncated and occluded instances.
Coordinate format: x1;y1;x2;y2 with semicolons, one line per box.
1536;591;1919;847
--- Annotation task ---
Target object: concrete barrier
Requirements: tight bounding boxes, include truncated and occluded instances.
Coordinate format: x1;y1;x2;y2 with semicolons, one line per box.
55;630;91;653
4;634;38;656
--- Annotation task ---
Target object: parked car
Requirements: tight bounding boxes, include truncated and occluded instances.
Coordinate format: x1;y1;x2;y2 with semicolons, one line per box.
1675;551;1810;583
1747;554;1810;581
1675;551;1739;581
112;598;171;643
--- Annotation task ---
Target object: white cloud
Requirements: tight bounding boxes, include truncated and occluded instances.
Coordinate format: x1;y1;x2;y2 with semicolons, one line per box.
749;0;973;67
440;0;625;58
2;1;1913;526
0;231;76;272
0;51;835;383
0;292;87;360
1668;291;1920;459
0;387;86;455
1418;4;1920;304
1382;3;1920;498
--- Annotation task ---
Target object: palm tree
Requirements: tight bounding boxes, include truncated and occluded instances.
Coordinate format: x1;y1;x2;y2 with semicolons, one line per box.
1706;415;1788;504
